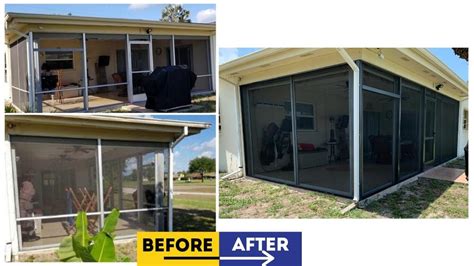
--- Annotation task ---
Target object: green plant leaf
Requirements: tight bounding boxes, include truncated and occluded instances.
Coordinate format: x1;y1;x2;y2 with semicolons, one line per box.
90;232;116;262
72;237;96;262
73;211;90;248
102;208;120;238
58;235;82;262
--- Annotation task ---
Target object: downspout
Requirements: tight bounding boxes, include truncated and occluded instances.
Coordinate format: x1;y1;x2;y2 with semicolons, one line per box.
336;48;360;202
168;126;188;231
220;76;244;177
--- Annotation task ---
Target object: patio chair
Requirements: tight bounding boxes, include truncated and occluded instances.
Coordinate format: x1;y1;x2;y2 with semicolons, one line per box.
62;186;113;235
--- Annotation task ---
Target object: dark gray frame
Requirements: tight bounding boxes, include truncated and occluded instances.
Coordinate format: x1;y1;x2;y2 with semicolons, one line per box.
241;65;353;198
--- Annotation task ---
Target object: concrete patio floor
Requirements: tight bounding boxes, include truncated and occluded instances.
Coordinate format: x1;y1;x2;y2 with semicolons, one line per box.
420;166;468;184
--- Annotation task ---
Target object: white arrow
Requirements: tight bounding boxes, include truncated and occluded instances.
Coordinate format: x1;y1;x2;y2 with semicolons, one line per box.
220;250;275;266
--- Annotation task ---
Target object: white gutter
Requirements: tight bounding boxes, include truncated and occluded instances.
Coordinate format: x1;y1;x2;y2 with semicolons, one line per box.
168;126;188;231
336;48;360;202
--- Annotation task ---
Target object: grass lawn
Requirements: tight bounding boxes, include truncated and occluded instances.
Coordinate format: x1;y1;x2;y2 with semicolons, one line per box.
173;178;216;231
220;177;468;219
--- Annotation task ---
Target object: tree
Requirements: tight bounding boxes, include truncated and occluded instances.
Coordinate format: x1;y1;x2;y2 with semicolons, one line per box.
453;48;468;61
160;4;191;23
188;156;215;173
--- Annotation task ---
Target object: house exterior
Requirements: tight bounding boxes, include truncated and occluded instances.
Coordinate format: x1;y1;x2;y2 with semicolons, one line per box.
4;13;216;112
219;48;468;201
2;115;209;257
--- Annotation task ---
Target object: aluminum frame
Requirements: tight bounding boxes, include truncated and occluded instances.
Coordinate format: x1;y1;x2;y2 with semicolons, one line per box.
24;32;215;112
8;135;171;251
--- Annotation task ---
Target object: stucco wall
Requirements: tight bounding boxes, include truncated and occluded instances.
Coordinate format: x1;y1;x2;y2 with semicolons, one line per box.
219;78;242;173
457;98;469;156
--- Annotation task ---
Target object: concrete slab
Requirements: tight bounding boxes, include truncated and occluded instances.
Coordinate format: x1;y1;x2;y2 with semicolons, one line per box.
420;167;468;184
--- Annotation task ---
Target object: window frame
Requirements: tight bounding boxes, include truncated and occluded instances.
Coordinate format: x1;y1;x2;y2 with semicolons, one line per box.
44;50;75;70
284;101;316;131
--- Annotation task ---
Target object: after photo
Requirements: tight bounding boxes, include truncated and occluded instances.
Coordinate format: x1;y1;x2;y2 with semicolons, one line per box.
219;48;468;219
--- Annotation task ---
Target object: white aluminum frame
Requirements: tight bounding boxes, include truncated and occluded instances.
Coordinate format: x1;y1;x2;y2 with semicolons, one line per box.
127;38;154;103
25;32;215;112
7;135;172;252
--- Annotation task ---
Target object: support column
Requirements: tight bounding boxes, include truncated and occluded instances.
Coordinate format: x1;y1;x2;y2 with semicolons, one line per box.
155;152;165;231
171;35;176;66
82;33;89;111
97;139;105;227
336;48;360;202
26;32;35;112
209;34;216;92
125;34;133;103
148;34;154;72
168;143;174;231
32;39;41;113
137;155;143;222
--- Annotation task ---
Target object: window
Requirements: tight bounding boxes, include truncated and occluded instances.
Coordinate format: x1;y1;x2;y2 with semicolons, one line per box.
44;51;74;70
464;109;468;130
284;102;316;130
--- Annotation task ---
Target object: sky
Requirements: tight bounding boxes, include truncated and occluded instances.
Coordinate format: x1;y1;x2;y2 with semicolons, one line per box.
219;48;468;82
150;115;216;173
5;4;216;23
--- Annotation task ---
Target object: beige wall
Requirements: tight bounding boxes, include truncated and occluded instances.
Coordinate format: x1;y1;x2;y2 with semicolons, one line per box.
38;39;83;86
219;79;242;173
86;39;126;86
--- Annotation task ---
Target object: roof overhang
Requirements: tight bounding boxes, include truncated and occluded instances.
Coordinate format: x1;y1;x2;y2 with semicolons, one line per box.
5;12;216;43
220;48;468;101
5;115;210;143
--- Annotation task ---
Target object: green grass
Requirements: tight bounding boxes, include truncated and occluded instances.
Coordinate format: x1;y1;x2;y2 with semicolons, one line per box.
174;197;215;211
220;177;468;219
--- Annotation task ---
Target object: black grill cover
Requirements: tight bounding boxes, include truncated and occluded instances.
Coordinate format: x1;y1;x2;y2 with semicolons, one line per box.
144;66;197;111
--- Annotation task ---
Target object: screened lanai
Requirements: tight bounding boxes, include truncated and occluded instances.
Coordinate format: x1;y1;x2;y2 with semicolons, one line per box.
5;115;210;252
5;13;216;113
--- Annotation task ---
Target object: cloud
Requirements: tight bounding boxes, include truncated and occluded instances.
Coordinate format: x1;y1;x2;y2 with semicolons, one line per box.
200;151;214;158
219;48;239;64
191;137;215;152
128;4;151;10
196;9;216;23
174;151;181;158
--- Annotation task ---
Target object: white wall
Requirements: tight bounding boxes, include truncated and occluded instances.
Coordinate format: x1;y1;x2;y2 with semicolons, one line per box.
457;98;468;156
219;78;242;173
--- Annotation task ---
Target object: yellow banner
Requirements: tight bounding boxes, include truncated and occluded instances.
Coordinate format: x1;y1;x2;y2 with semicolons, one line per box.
137;232;220;266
